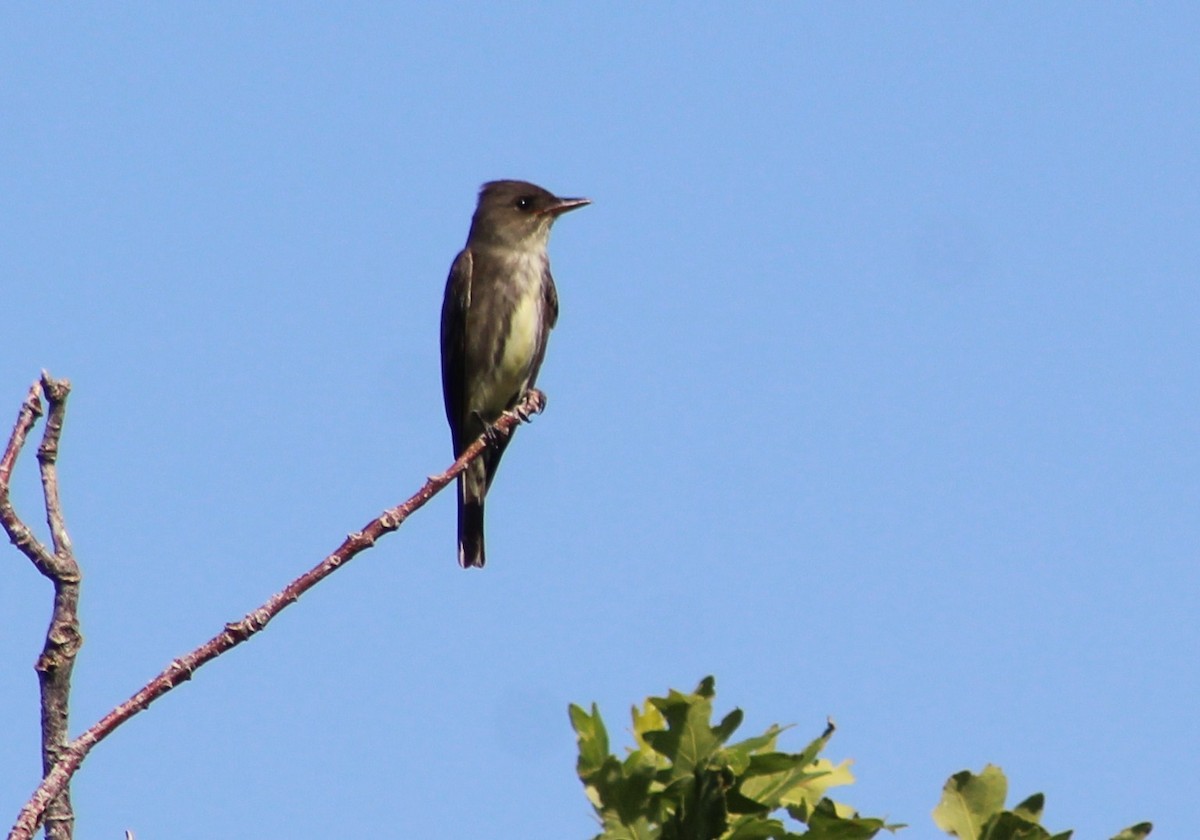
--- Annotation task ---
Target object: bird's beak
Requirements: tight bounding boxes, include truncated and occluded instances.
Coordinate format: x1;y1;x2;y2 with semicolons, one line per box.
542;196;591;216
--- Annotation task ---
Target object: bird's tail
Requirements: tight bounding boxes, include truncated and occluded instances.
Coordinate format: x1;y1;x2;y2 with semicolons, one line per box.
457;474;486;568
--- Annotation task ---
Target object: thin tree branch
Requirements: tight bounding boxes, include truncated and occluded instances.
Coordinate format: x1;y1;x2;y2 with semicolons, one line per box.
6;386;547;840
1;373;82;840
0;380;51;571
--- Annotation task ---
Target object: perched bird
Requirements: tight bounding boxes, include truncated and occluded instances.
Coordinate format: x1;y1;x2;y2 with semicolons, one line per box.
440;180;589;568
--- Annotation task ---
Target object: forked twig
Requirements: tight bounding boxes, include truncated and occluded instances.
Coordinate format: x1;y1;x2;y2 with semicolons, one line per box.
0;373;82;840
5;383;545;840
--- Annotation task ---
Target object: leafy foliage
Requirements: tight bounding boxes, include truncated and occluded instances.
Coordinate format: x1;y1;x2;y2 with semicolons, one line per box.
570;677;900;840
572;678;1151;840
931;765;1153;840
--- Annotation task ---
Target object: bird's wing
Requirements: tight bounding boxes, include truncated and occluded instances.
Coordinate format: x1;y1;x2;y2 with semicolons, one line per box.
440;247;473;453
521;269;559;399
544;269;559;329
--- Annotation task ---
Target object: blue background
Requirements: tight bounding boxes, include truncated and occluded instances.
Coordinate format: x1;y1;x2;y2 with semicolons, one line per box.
2;5;1196;838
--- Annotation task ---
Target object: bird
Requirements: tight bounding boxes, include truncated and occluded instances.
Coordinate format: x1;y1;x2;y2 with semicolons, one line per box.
440;180;589;568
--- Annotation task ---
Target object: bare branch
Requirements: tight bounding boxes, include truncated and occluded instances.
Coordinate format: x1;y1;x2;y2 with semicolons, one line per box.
36;373;76;566
6;387;547;840
1;374;83;840
0;379;53;573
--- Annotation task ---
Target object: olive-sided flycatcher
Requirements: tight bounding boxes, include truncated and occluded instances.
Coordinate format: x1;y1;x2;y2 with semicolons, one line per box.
440;180;589;568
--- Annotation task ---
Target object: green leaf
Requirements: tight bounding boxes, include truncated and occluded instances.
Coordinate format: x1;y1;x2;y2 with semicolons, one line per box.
713;708;745;744
726;726;783;756
633;700;668;757
793;719;837;768
799;798;900;840
739;754;854;815
613;764;659;825
724;816;801;840
1110;824;1152;840
572;703;611;778
737;754;821;811
572;700;662;830
644;689;722;778
932;765;1008;839
1012;794;1045;824
723;724;786;776
980;810;1055;840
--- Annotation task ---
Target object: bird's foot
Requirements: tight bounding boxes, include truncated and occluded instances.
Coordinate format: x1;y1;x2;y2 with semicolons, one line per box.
516;388;547;421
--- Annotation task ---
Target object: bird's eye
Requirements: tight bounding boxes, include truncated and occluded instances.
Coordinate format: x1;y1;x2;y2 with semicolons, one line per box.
515;196;535;212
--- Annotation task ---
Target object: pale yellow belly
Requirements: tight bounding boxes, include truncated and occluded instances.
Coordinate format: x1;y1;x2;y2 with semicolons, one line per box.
472;292;540;416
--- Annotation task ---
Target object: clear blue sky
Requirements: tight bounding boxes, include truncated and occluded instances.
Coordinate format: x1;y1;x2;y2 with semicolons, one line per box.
2;5;1197;838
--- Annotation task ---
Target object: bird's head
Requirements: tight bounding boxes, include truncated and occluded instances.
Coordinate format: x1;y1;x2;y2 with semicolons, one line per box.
469;180;590;248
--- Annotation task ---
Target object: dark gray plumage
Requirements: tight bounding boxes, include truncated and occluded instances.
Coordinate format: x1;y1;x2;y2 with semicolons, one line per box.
440;180;589;568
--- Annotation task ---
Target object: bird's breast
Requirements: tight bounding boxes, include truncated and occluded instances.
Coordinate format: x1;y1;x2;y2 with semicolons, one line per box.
467;249;548;417
500;290;540;378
